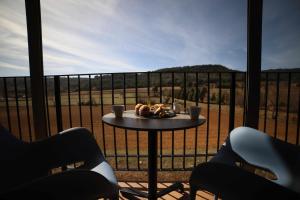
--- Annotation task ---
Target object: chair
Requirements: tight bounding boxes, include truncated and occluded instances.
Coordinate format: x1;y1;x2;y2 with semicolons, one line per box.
0;124;119;199
189;127;300;200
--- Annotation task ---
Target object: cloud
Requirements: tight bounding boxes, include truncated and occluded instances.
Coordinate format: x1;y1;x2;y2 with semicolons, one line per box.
262;0;300;69
0;0;247;75
0;0;29;76
0;61;28;71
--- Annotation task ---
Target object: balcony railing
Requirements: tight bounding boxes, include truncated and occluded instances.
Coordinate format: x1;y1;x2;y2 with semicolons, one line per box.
0;71;299;172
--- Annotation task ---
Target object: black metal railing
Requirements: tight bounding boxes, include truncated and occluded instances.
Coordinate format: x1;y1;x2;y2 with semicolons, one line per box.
0;71;299;171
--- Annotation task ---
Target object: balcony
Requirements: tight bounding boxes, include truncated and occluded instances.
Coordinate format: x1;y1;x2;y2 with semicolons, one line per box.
0;71;299;199
1;0;300;198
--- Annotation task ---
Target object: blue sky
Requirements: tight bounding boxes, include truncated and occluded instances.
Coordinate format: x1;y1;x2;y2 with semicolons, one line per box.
0;0;299;76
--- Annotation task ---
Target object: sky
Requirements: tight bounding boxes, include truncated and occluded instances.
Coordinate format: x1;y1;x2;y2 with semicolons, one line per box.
0;0;299;76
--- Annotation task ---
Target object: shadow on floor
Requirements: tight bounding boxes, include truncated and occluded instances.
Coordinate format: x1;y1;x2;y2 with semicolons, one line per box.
118;182;216;200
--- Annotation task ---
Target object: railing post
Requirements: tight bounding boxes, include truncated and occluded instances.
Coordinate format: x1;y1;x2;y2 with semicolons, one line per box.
25;0;47;139
3;78;12;132
245;0;263;129
229;72;236;133
54;76;63;132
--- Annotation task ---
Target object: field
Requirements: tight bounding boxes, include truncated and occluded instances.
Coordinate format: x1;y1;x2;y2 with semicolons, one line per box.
0;86;299;181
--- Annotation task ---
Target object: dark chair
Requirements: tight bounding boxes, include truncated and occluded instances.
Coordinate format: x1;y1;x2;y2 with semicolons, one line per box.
189;127;300;200
0;124;119;199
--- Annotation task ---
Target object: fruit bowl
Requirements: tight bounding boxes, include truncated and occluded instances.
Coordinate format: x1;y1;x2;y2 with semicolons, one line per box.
145;109;176;119
135;104;176;119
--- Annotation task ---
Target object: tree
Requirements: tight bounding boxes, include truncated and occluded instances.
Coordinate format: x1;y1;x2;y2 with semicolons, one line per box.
187;88;195;101
221;93;229;104
199;87;207;102
211;93;216;102
152;86;159;97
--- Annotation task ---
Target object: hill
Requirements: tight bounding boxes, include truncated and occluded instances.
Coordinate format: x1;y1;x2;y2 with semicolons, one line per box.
262;68;300;73
155;65;300;73
154;64;237;73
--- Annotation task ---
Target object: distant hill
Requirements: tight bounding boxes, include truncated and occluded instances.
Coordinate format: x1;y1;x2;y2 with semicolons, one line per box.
154;64;237;73
262;68;300;73
154;65;300;73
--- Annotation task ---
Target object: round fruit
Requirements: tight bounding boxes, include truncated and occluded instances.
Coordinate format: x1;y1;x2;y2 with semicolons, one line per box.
135;103;143;115
139;105;150;116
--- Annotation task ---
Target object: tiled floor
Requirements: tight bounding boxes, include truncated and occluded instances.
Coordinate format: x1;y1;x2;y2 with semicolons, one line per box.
118;182;216;200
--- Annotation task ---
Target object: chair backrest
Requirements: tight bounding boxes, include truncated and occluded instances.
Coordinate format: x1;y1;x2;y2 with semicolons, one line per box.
0;124;30;193
229;127;300;193
0;124;28;160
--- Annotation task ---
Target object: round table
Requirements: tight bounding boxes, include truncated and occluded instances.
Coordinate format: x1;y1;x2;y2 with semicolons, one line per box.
102;110;206;200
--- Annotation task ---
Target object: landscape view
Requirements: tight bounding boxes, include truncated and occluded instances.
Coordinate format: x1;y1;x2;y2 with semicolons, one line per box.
1;64;299;181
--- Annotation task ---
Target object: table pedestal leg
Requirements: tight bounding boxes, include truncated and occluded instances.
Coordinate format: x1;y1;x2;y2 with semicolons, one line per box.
120;130;184;200
148;130;157;200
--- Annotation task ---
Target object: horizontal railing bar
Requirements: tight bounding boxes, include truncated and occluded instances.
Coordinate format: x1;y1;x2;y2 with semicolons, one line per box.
104;153;217;158
109;168;199;172
3;71;300;79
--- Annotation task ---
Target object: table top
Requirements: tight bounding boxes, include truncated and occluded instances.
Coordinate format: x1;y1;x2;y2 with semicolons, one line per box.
102;110;206;131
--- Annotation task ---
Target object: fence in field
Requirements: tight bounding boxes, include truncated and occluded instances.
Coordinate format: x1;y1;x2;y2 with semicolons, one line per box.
0;71;299;171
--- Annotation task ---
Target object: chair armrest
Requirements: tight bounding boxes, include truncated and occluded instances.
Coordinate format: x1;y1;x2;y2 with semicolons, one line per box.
190;162;298;200
92;160;118;185
29;127;105;170
1;169;119;199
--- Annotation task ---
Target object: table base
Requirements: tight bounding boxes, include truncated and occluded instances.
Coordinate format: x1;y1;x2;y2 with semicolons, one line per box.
120;182;184;199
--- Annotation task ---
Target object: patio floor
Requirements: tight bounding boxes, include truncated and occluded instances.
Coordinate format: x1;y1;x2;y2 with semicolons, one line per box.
118;182;216;200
